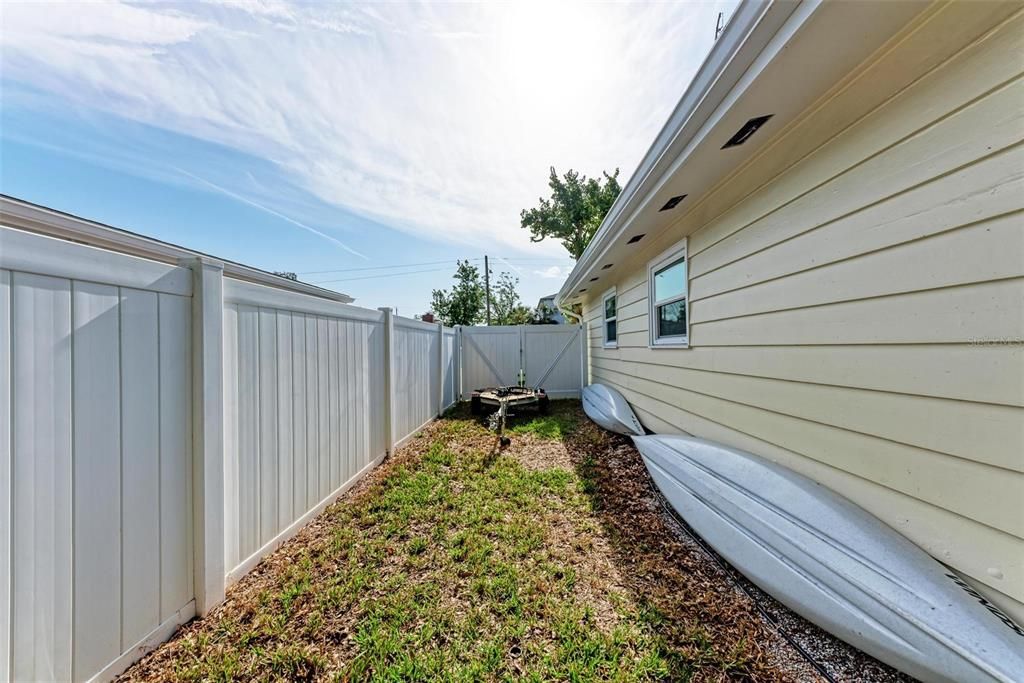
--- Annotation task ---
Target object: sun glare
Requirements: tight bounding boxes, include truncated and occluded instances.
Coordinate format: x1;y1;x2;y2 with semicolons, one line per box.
496;3;609;114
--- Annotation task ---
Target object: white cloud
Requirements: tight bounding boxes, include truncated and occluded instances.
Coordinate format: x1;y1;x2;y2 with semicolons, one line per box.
3;2;209;45
533;266;567;280
174;167;369;258
0;0;736;255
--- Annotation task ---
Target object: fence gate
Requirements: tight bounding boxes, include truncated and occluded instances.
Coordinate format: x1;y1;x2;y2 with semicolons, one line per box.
459;326;522;398
459;324;584;399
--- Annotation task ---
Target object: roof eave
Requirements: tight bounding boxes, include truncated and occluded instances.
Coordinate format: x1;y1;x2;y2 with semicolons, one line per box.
0;194;356;304
556;0;802;308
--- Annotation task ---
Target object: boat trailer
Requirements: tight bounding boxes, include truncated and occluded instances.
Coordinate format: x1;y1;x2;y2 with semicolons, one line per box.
470;386;549;447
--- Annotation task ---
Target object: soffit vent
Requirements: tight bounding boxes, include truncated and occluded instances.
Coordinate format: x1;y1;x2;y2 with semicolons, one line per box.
626;234;645;244
601;263;613;269
722;114;773;149
660;195;687;211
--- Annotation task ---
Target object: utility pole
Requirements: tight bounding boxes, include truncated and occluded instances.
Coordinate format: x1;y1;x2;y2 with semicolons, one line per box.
484;254;492;325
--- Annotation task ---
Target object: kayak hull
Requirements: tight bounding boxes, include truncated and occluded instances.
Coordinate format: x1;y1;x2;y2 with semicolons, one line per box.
634;433;1024;683
582;383;644;437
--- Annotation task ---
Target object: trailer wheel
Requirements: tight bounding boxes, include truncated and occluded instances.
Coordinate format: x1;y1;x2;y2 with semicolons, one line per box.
538;395;550;415
470;396;482;415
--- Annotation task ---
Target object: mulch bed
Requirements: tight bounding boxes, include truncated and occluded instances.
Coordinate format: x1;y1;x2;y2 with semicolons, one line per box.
563;419;911;683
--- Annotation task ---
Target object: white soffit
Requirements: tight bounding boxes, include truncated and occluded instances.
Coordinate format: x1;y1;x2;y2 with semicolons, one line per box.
557;0;929;305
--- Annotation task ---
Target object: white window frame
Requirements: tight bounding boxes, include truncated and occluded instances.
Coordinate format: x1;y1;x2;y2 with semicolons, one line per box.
602;287;618;348
647;238;690;348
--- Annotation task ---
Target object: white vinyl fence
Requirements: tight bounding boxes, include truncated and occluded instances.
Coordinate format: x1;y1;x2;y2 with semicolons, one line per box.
460;324;585;399
0;228;196;682
0;202;586;682
442;326;460;409
222;281;393;582
0;215;459;682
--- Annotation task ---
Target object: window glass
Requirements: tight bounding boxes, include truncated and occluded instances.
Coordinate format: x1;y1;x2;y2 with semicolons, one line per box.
654;258;686;303
604;295;616;320
657;300;687;338
604;293;617;344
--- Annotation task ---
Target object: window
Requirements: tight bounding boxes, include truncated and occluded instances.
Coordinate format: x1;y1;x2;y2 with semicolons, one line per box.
648;240;689;347
602;288;617;348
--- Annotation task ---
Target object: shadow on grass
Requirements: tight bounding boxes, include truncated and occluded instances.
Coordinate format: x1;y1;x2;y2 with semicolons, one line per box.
558;408;787;682
120;400;790;683
460;399;784;680
451;398;581;466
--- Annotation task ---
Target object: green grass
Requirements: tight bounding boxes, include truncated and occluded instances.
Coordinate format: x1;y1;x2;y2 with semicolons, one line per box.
507;401;579;440
129;402;760;682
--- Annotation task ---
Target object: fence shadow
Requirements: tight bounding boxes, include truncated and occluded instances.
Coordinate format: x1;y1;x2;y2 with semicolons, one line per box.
560;407;911;683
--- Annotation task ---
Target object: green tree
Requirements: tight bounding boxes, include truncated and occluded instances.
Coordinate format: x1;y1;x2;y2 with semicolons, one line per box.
532;302;558;324
520;167;622;259
431;260;486;326
489;271;524;325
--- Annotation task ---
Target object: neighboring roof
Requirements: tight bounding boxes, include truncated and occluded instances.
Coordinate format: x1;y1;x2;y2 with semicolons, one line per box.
556;0;928;307
0;194;355;304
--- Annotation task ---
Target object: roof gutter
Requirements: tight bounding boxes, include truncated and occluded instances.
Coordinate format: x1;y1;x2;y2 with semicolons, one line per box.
556;0;803;307
0;194;356;304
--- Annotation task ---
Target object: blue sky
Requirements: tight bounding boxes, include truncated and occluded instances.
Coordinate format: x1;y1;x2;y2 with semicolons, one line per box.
1;0;735;315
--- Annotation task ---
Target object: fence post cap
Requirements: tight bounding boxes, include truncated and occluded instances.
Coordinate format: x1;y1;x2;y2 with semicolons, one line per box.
178;255;225;270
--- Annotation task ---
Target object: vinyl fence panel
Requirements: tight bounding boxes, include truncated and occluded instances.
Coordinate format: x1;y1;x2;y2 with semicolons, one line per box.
221;280;389;583
365;320;389;467
459;324;585;398
442;327;459;409
1;216;508;682
523;325;584;398
459;325;522;397
0;270;9;681
119;288;162;650
391;316;442;445
0;227;195;683
72;281;122;680
158;293;195;624
12;271;73;683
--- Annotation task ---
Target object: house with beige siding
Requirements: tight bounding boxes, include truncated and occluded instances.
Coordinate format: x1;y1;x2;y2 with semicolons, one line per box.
557;0;1024;622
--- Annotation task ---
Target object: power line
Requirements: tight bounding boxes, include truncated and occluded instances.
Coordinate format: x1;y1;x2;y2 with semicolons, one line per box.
309;253;575;289
498;261;573;266
313;265;457;284
299;259;573;280
299;258;482;275
299;256;572;277
497;258;577;264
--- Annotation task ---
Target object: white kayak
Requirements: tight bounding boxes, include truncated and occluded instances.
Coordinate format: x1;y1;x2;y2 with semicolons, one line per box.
634;433;1024;683
582;383;645;436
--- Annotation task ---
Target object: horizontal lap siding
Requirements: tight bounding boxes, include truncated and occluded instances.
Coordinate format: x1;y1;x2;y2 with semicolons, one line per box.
584;6;1024;620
